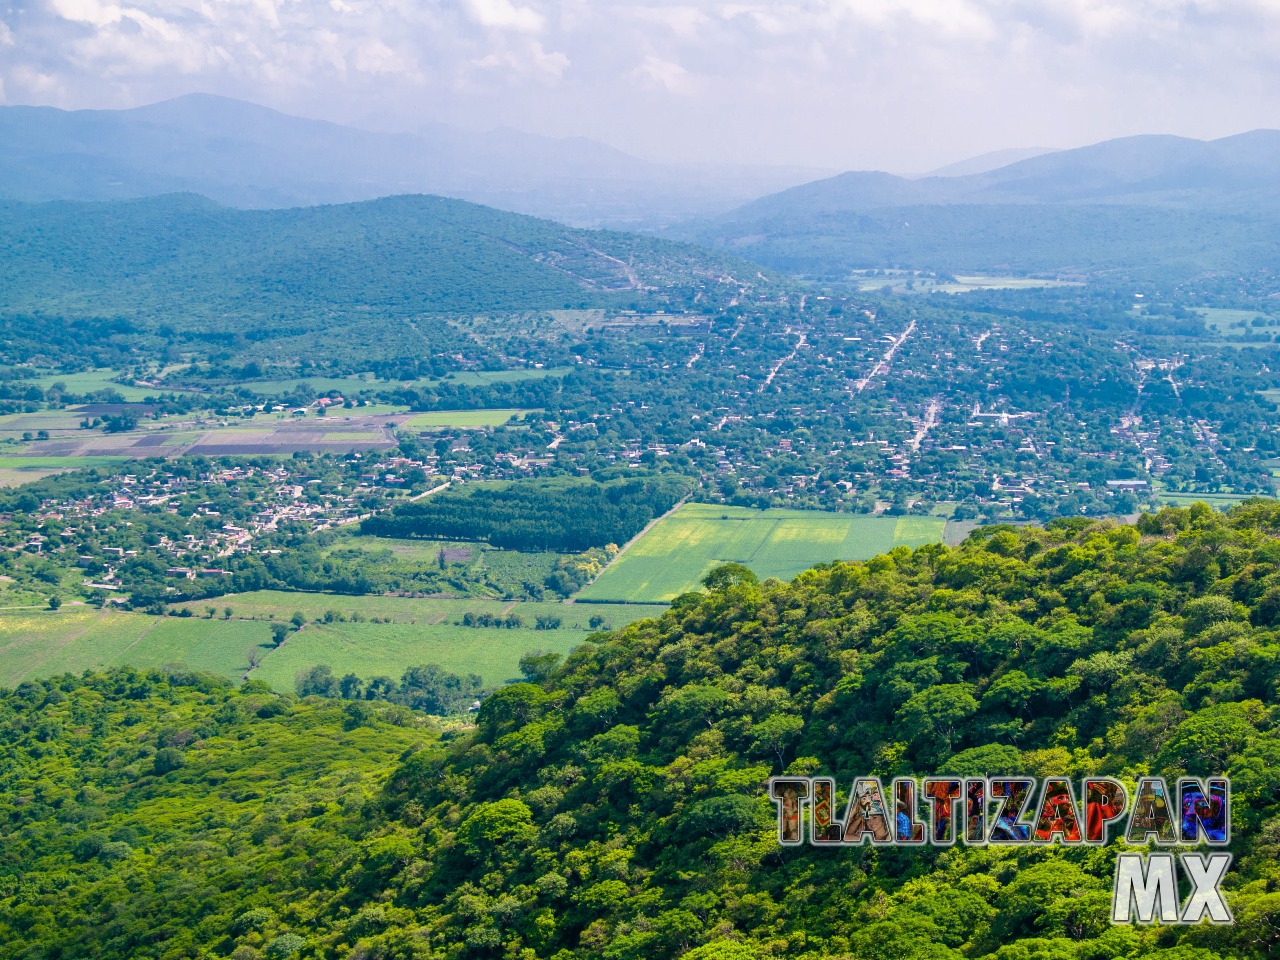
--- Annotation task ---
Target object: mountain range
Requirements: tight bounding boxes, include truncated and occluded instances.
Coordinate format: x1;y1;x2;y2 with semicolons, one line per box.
0;94;824;229
5;93;1280;278
675;131;1280;277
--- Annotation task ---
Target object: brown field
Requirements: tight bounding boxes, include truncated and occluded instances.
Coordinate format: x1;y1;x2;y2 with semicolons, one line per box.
1;411;400;466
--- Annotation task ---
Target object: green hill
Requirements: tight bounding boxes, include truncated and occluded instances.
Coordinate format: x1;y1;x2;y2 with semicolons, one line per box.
6;502;1280;957
0;193;765;359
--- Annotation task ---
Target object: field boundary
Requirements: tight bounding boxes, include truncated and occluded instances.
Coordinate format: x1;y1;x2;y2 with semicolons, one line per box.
567;493;693;604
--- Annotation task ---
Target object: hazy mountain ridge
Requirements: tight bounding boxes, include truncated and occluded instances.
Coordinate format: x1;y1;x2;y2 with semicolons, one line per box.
676;130;1280;277
0;94;826;228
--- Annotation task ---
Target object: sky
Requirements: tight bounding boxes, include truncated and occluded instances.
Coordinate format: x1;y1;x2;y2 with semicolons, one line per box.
2;0;1280;173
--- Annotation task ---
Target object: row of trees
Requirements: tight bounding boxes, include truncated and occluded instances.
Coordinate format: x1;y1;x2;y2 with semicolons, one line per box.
362;475;692;552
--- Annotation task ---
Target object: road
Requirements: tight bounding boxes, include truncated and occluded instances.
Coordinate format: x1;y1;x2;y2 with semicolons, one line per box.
853;320;916;393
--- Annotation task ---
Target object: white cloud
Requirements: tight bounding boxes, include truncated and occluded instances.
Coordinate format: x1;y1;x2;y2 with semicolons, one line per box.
464;0;544;33
2;0;1280;168
630;54;691;93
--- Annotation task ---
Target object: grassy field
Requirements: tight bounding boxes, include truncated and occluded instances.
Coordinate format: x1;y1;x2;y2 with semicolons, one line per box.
30;369;160;402
403;409;532;430
0;607;275;687
1198;308;1277;338
0;455;130;486
0;593;656;690
577;504;947;603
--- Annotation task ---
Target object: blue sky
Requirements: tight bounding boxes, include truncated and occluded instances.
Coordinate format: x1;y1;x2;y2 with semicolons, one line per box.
3;0;1279;171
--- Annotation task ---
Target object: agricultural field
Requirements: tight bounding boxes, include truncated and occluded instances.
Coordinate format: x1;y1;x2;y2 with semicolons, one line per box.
403;409;532;430
577;503;947;603
170;591;652;686
1197;307;1278;338
1;409;401;463
0;607;275;687
0;455;129;486
31;368;160;402
0;593;654;689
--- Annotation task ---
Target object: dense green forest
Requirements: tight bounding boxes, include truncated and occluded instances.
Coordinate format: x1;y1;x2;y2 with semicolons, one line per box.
362;475;694;552
0;193;771;370
7;502;1280;957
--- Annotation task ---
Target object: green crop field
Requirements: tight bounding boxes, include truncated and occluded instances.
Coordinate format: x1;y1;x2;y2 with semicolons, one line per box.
0;594;655;690
0;455;130;486
577;504;947;603
403;409;532;430
0;607;275;686
31;369;160;402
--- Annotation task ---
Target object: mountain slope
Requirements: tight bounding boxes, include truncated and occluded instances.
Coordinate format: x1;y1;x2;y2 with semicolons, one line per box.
5;504;1280;957
678;131;1280;277
0;94;824;227
0;192;765;328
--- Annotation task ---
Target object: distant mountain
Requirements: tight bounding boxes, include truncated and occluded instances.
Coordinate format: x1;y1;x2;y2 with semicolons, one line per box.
923;147;1058;178
0;94;825;228
0;193;771;364
676;131;1280;277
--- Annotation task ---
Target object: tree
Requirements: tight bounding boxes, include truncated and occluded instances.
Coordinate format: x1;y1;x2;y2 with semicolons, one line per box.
296;665;339;697
270;623;290;647
153;747;185;774
702;562;758;591
47;595;61;611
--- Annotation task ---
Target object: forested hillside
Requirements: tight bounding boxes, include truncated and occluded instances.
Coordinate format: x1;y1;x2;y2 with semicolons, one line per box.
0;193;766;345
676;131;1280;277
7;502;1280;958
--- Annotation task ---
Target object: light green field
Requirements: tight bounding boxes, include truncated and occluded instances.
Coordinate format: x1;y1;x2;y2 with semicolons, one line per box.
1198;308;1276;337
0;410;89;435
578;504;947;603
0;608;274;686
32;369;159;402
251;617;591;689
0;594;656;690
0;456;130;486
403;409;531;430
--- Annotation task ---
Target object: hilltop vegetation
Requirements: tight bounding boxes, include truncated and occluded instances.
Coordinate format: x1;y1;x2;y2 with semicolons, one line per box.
0;193;770;370
8;502;1280;957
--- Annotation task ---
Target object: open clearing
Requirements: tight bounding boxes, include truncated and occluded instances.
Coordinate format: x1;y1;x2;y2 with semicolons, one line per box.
577;503;946;603
0;608;273;687
403;409;532;430
0;594;655;689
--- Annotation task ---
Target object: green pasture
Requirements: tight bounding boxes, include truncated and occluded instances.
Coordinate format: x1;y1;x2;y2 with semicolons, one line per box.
1198;308;1276;337
0;593;655;690
0;455;130;486
32;369;159;402
0;608;274;687
403;409;532;430
577;504;947;603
